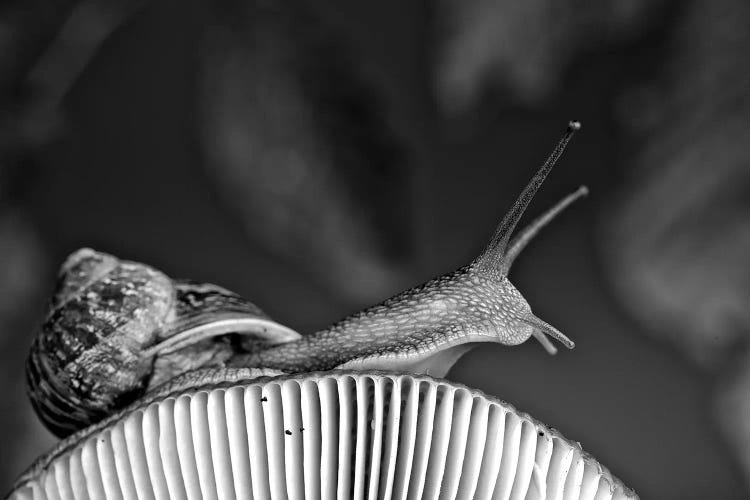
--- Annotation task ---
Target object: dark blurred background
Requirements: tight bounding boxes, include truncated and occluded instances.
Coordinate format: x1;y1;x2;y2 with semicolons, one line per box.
2;0;750;497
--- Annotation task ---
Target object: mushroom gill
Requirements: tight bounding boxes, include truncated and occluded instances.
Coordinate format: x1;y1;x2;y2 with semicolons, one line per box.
9;370;636;499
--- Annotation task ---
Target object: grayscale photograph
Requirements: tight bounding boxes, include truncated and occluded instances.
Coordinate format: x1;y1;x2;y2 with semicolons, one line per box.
0;1;748;498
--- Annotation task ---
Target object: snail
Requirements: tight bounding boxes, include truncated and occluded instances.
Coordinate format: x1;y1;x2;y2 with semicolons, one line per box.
27;249;302;438
11;122;638;499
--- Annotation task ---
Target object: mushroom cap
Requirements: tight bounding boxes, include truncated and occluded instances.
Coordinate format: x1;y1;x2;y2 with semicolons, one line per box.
9;370;637;499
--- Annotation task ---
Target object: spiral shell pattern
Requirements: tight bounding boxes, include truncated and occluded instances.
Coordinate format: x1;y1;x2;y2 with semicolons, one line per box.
26;249;174;438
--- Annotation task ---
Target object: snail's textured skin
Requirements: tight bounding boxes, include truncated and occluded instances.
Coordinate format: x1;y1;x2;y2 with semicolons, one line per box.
238;266;534;374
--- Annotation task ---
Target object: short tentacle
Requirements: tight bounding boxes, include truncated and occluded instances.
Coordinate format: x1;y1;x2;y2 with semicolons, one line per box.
532;329;559;355
521;314;575;350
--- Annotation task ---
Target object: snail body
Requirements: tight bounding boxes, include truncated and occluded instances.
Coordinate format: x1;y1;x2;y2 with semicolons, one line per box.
12;122;639;498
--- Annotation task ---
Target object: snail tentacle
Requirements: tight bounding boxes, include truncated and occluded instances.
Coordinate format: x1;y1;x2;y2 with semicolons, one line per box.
532;327;559;355
521;313;575;350
501;184;588;274
475;120;581;276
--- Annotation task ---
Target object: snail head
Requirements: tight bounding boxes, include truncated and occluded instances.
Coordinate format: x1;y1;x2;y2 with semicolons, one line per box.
449;121;585;355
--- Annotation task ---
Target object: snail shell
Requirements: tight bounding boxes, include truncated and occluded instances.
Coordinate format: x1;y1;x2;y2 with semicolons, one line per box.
9;370;637;499
27;249;300;438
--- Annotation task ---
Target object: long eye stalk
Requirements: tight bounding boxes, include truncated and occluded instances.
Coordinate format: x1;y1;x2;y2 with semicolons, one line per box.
476;121;581;275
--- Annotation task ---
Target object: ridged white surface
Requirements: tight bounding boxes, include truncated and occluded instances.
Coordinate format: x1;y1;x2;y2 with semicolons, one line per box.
9;373;637;500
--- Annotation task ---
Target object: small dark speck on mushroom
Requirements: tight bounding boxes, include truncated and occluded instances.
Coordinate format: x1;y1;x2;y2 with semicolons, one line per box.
285;429;292;435
261;396;267;402
538;431;544;437
299;427;304;432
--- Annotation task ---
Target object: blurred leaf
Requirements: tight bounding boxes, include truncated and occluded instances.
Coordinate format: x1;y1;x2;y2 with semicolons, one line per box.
602;0;750;488
198;1;412;305
434;0;661;110
605;0;750;368
0;0;147;488
0;211;53;487
716;349;750;488
1;0;147;154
